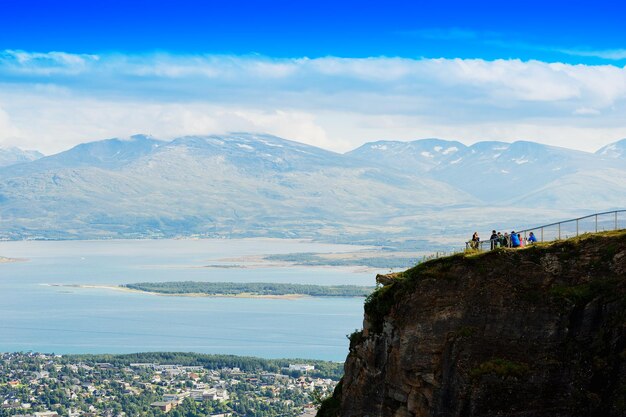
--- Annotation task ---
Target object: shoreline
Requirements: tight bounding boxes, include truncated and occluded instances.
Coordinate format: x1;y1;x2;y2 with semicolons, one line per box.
44;284;310;300
0;256;27;264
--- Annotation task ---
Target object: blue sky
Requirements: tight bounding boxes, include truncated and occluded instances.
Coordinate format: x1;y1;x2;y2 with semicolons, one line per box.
1;0;626;153
2;0;626;63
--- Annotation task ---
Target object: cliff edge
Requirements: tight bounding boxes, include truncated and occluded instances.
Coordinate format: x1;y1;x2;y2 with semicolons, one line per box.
320;231;626;417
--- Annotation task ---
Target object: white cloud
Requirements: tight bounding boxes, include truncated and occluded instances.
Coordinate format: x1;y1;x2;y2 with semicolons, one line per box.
0;106;22;144
573;107;601;116
1;50;626;154
0;95;334;154
0;50;99;75
560;48;626;60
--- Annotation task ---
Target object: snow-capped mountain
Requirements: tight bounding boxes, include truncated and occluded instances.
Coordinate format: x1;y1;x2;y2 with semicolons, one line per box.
0;133;624;242
596;138;626;159
0;133;474;240
349;138;626;208
0;146;43;167
347;139;467;173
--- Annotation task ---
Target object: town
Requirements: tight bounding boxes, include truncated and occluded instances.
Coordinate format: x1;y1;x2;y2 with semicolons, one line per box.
0;352;341;417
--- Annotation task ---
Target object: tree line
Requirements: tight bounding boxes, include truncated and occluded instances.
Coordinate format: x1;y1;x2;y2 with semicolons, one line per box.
124;281;374;297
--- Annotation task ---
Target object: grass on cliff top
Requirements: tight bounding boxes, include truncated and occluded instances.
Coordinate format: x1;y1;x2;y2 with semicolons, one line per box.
411;228;625;278
364;229;626;334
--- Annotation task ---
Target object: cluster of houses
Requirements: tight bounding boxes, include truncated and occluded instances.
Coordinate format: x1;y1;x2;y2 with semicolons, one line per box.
1;353;337;417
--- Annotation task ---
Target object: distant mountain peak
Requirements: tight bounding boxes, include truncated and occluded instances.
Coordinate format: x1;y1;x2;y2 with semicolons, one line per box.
0;146;43;167
596;138;626;158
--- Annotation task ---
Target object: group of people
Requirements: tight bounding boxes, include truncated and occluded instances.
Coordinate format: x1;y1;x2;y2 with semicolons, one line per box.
470;230;537;250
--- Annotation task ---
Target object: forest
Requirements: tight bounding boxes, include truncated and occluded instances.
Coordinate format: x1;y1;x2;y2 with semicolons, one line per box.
64;352;344;380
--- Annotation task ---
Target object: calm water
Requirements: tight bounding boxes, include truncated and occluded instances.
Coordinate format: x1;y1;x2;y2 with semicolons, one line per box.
0;239;376;361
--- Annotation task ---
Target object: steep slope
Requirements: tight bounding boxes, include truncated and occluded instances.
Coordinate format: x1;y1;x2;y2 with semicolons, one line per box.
0;146;43;167
596;138;626;159
323;231;626;417
0;133;475;240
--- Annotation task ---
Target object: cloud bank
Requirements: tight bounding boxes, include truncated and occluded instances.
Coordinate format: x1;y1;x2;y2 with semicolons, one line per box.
1;50;626;154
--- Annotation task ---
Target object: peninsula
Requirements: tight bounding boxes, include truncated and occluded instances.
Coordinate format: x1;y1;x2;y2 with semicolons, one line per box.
0;256;24;263
123;281;375;297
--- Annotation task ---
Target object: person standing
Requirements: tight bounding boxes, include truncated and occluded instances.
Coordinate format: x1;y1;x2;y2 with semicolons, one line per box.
510;231;521;248
471;232;480;250
490;230;498;250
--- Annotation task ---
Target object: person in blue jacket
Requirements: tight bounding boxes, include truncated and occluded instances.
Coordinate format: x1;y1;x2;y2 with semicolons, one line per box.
528;232;538;244
510;231;521;248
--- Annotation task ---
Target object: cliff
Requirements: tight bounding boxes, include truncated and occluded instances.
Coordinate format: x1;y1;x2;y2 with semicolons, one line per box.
320;231;626;417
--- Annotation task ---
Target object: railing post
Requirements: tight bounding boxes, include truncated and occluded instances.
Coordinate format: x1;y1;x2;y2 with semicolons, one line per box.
558;223;561;240
576;219;579;236
541;227;544;242
595;214;598;232
616;211;618;230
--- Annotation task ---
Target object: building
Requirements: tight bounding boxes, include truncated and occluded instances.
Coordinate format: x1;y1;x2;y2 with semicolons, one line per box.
150;401;174;412
288;364;315;372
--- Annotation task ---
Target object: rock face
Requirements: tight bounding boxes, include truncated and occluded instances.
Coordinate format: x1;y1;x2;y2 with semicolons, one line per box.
321;231;626;417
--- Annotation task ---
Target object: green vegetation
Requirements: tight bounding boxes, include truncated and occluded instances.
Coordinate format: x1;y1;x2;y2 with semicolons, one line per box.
124;281;375;297
455;326;477;338
470;358;530;379
316;380;342;417
65;352;344;380
363;283;397;333
1;352;336;417
549;278;622;306
265;252;417;269
346;330;364;350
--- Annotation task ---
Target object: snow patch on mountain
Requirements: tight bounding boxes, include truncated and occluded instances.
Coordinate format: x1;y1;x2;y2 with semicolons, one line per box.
0;146;44;167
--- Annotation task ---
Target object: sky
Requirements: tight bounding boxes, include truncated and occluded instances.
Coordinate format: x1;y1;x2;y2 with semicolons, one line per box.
1;0;626;154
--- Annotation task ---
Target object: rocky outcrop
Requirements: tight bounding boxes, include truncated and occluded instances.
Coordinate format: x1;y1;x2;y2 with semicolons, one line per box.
321;231;626;417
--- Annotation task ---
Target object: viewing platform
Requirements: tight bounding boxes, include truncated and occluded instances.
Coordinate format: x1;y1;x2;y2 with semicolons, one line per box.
466;209;626;252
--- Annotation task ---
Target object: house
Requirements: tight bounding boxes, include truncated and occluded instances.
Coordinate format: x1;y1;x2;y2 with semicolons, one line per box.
200;388;229;402
162;392;189;404
34;412;60;417
150;401;174;412
299;407;317;417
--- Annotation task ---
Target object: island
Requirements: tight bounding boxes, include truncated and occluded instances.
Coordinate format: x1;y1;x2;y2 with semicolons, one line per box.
123;281;375;297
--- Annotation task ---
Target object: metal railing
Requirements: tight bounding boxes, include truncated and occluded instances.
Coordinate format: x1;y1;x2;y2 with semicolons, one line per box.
465;210;626;252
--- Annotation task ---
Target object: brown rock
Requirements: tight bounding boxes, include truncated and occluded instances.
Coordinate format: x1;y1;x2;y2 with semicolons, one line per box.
376;273;402;286
322;231;626;417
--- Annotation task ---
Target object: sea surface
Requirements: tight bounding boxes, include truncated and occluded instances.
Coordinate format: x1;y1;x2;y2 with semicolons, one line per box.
0;238;377;361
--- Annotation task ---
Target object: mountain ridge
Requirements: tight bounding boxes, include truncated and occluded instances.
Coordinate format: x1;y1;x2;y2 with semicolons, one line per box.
0;133;476;241
0;146;43;167
0;133;625;243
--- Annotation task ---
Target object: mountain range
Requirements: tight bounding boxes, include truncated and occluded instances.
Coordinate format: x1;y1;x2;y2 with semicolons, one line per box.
0;134;624;246
0;146;43;167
